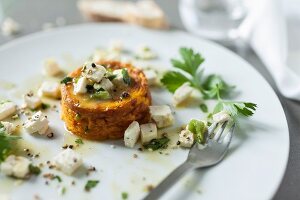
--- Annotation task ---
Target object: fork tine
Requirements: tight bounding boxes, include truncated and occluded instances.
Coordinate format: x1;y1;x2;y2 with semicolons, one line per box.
212;121;228;141
207;122;218;139
219;123;236;144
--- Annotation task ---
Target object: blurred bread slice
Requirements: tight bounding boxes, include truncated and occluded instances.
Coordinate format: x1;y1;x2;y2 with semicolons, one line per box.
125;0;168;29
78;0;168;29
78;0;134;22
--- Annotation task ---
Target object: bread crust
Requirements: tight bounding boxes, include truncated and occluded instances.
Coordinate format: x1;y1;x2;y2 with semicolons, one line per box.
61;61;151;140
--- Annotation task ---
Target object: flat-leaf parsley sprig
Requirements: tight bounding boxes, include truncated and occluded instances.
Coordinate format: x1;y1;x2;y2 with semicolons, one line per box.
161;47;257;118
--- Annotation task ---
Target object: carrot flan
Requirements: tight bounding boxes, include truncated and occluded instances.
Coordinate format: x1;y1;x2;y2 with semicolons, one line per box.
61;61;151;140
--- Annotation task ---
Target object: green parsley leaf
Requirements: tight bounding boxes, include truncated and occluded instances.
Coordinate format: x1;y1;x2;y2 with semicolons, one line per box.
107;74;117;81
41;103;50;110
29;164;41;175
85;180;99;191
171;47;204;76
0;124;21;162
122;192;128;200
122;69;131;85
90;91;111;100
199;103;208;113
54;175;62;182
202;75;234;99
160;71;191;93
188;119;207;144
61;77;73;84
213;101;257;117
75;138;84;145
143;136;170;151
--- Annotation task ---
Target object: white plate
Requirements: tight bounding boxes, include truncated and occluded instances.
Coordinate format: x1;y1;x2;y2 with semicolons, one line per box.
0;24;289;200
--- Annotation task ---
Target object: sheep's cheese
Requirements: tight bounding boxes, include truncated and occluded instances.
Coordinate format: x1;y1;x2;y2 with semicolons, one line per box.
24;111;49;135
74;77;88;94
99;78;114;91
38;81;61;99
143;69;157;86
108;40;123;52
0;101;16;120
112;69;127;88
140;123;157;144
24;92;42;109
135;45;157;60
0;155;31;179
43;58;62;76
52;148;83;175
179;129;194;148
1;18;20;36
124;121;140;148
0;121;16;134
149;105;174;128
173;82;193;106
212;111;231;123
82;62;106;83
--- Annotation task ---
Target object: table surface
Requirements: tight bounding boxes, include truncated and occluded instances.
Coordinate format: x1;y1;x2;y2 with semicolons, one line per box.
1;0;299;199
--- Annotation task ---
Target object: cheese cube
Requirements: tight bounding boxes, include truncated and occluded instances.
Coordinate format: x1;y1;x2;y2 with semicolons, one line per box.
43;58;62;76
52;148;83;175
108;40;123;52
135;45;157;60
0;155;31;179
179;129;194;148
82;63;106;83
0;121;16;134
112;69;127;88
74;77;88;94
124;121;140;148
149;105;174;128
24;92;42;109
99;78;114;91
38;81;61;99
24;111;49;135
144;69;157;86
173;82;193;106
1;18;20;36
212;111;231;123
0;101;16;120
140;123;157;144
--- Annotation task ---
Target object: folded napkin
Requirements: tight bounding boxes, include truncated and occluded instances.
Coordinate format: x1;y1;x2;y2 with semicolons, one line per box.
180;0;300;100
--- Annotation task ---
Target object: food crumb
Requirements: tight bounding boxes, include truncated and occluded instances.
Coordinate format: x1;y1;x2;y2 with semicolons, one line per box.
146;184;154;192
133;154;138;158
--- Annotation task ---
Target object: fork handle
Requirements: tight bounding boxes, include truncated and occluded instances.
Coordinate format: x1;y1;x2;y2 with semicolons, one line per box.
143;161;195;200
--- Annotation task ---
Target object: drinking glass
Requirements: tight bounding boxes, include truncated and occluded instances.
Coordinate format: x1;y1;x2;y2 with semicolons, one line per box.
179;0;248;42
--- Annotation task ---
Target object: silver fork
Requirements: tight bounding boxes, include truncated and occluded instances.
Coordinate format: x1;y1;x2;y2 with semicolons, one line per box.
143;121;235;200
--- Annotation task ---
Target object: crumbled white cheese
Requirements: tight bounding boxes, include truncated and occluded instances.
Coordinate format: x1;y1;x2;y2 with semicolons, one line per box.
52;148;83;175
38;81;61;99
143;69;157;86
0;121;16;134
0;155;31;179
74;77;88;94
108;40;123;52
179;129;194;148
1;18;20;36
135;45;157;60
124;121;140;148
43;58;62;76
82;62;106;83
112;69;127;88
212;111;231;123
0;101;16;120
23;92;42;109
173;82;193;106
149;105;174;128
99;78;114;91
140;123;157;144
23;111;49;135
